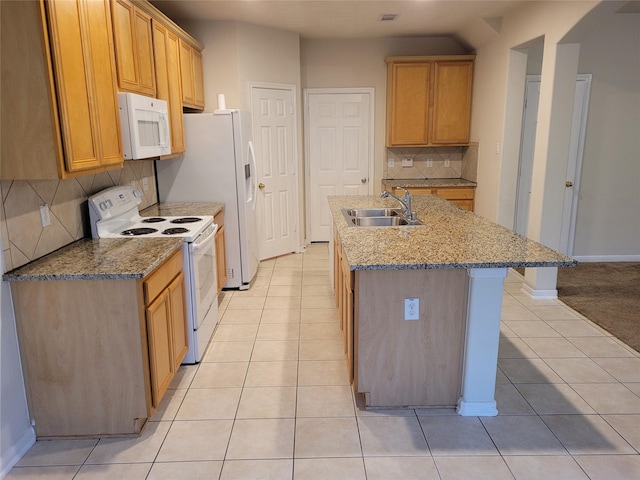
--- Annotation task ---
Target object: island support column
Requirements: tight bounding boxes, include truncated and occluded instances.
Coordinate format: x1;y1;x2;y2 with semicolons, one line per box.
457;267;507;416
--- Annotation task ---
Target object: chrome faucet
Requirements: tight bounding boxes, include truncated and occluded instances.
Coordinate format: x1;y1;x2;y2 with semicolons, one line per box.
381;188;416;221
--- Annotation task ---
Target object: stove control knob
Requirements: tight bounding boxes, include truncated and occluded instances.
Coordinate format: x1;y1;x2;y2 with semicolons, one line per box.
100;201;108;211
106;200;113;208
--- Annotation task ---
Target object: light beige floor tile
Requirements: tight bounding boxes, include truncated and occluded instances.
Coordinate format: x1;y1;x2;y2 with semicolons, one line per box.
273;265;304;274
147;461;223;480
501;304;539;321
17;439;98;467
574;455;640;480
296;385;355;417
504;320;562;338
251;275;271;285
302;275;331;286
503;456;589;480
297;360;351;386
515;384;595;415
299;339;344;361
226;296;266;310
264;296;301;310
545;320;607;337
260;309;301;324
522;337;587;358
625;382;640;396
541;415;635;455
419;416;498;456
267;284;302;297
543;358;617;383
190;362;248;388
511;293;561;306
495;367;511;384
245;361;298;387
85;421;171;464
220;459;292;480
251;340;299;361
301;284;333;296
156;420;233;462
434;456;515;480
302;258;329;269
357;416;429;456
494;384;536;415
364;456;440;480
569;336;637;357
593;357;640;383
302;268;328;276
500;323;518;338
202;341;254;362
149;388;187;421
219;309;262;325
226;418;295;459
527;305;580;320
602;415;640;451
269;275;303;286
74;464;151;479
301;295;336;309
498;358;564;384
294;458;366;480
236;386;297;419
498;337;538;358
168;364;198;389
275;254;303;266
256;323;300;341
299;322;342;340
4;466;80;479
570;383;640;414
300;308;339;323
213;324;258;342
175;388;242;420
480;416;566;455
233;284;269;297
294;417;362;458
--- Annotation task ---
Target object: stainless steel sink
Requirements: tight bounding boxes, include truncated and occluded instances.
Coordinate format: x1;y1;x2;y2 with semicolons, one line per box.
341;208;423;227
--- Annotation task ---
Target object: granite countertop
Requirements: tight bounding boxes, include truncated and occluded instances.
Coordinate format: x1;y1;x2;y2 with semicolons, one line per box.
4;202;224;282
3;238;183;281
382;178;477;189
329;195;576;271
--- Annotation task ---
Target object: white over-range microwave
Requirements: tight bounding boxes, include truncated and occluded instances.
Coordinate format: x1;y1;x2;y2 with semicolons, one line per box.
118;92;171;160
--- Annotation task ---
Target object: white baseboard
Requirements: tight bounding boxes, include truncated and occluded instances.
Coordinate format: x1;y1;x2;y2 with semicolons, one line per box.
0;426;35;478
573;255;640;262
521;282;558;299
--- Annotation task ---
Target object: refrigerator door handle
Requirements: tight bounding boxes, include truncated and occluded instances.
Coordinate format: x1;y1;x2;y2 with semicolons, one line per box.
248;140;258;211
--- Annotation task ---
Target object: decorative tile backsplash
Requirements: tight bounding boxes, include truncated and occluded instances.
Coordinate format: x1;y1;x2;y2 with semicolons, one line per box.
1;160;158;271
384;145;478;182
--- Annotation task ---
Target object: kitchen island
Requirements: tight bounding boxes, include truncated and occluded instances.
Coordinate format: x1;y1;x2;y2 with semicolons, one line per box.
329;194;575;415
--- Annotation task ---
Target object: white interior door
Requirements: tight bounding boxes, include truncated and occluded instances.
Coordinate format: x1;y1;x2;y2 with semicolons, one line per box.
251;85;298;260
305;89;373;242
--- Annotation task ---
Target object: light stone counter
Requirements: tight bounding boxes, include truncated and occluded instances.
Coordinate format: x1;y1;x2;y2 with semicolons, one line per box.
141;202;223;218
329;194;575;271
382;178;477;189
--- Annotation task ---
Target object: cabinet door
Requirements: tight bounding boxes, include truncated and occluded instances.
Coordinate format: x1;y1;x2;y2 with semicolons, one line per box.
152;20;185;155
168;272;188;370
193;49;205;109
431;61;473;144
179;38;194;106
111;0;155;96
386;62;431;146
46;0;123;173
215;224;227;293
146;289;173;407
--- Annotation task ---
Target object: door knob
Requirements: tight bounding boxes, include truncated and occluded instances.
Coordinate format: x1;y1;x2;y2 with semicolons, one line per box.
565;181;573;187
361;178;368;184
258;183;265;190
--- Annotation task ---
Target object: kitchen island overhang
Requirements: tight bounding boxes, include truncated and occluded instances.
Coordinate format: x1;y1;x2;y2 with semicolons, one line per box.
328;194;576;416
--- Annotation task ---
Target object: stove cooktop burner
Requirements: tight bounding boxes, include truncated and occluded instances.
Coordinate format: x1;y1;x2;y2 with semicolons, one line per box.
171;217;202;224
162;227;189;235
121;227;158;236
142;217;166;223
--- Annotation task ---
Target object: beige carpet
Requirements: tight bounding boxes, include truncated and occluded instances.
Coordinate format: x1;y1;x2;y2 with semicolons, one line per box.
556;262;640;353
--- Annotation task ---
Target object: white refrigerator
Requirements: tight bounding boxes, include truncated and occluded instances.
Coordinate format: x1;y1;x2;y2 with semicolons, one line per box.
156;110;259;289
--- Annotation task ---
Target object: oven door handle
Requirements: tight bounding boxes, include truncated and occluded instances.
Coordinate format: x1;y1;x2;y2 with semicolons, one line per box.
192;225;217;253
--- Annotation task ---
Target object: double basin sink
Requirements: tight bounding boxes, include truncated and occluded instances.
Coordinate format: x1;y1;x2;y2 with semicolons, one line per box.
341;208;423;227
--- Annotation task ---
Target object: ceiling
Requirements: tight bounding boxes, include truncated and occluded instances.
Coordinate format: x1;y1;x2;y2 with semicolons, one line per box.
149;0;530;39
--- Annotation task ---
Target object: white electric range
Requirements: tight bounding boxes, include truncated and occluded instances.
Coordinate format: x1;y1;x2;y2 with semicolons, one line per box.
88;185;218;363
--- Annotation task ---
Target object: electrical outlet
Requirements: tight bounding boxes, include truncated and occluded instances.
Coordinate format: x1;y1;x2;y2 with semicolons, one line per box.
39;204;51;227
426;158;433;168
404;298;419;320
142;177;149;191
388;158;395;168
401;158;413;167
444;159;450;168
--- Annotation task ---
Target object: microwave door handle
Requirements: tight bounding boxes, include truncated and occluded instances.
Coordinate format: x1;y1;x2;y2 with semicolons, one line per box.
160;112;169;147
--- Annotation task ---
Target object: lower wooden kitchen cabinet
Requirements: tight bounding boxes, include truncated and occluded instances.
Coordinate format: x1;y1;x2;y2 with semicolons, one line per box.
391;185;475;211
214;210;227;292
10;249;187;438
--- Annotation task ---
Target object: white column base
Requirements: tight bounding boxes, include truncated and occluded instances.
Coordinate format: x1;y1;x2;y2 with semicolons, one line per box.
520;282;558;299
458;268;507;417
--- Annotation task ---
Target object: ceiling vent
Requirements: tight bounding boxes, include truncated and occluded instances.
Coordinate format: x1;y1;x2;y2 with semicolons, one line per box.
379;13;398;22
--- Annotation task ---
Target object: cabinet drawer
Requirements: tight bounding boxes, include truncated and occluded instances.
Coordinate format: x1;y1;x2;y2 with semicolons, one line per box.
435;187;475;200
392;187;433;195
144;249;183;305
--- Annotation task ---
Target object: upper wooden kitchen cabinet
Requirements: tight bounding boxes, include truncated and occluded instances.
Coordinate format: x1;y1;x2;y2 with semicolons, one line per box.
1;0;123;179
385;56;475;147
152;20;185;155
110;0;156;96
179;38;205;110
